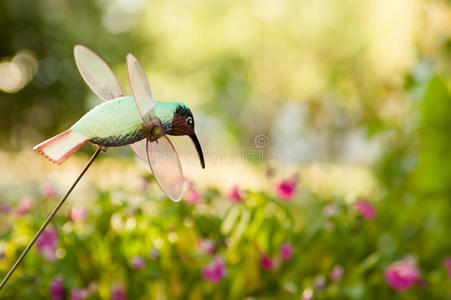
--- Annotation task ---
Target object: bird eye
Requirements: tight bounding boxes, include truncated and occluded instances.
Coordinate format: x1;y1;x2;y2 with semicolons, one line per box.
186;117;193;126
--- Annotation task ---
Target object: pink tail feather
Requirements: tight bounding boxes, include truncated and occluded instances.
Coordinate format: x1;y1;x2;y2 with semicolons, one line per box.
33;129;89;164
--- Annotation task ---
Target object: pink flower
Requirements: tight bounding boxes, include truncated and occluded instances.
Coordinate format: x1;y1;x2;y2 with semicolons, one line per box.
443;257;451;278
385;257;420;291
37;226;58;261
260;253;274;270
130;256;145;270
70;289;88;300
227;186;242;203
70;206;87;222
329;265;343;281
139;177;149;191
0;202;10;214
183;178;202;204
353;199;376;220
202;256;226;284
15;196;33;216
111;284;127;300
279;242;294;261
184;187;202;205
274;178;297;200
49;276;64;300
200;239;216;255
41;184;57;198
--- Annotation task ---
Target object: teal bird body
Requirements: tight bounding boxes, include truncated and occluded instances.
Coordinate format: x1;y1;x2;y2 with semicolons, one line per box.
71;96;184;147
34;96;200;165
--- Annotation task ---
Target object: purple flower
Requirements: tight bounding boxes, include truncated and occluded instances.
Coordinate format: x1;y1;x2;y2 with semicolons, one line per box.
130;256;145;270
443;257;451;278
353;199;376;220
70;289;88;300
15;196;33;216
227;186;242;203
260;253;274;270
202;256;226;284
329;265;343;281
36;226;58;261
0;202;10;214
279;242;294;261
314;275;326;291
200;239;216;255
274;178;297;200
111;284;127;300
49;276;64;300
385;257;420;291
41;184;57;198
70;206;87;222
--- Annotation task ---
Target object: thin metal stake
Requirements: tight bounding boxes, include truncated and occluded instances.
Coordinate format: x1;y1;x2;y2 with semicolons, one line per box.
0;148;102;290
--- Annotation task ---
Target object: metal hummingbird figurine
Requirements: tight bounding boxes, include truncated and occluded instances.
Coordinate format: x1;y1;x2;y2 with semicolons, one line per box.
0;45;205;289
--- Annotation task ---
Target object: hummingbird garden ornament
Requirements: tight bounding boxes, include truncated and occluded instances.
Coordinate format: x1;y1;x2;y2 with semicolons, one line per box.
34;45;205;201
0;45;205;289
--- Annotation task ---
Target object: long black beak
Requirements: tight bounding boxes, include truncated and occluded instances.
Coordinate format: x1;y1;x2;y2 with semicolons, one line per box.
190;134;205;169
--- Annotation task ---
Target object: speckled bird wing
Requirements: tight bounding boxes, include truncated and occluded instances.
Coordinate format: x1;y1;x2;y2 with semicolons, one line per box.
74;45;122;101
126;53;183;202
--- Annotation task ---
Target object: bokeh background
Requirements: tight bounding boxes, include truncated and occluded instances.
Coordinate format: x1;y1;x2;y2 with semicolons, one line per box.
1;0;451;299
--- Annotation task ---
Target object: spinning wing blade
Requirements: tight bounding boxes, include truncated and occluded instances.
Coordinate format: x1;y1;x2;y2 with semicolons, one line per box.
73;45;122;101
130;139;148;166
130;138;183;202
126;53;155;122
147;137;184;202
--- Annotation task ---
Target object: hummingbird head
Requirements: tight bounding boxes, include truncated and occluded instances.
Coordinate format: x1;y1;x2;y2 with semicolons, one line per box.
169;104;205;169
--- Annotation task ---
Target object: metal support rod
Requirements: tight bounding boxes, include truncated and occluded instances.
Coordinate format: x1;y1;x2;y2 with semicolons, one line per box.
0;148;102;290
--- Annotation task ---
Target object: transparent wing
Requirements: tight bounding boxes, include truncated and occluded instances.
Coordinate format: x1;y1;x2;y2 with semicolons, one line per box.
130;139;148;166
130;137;183;202
147;137;184;202
73;45;122;101
126;53;155;122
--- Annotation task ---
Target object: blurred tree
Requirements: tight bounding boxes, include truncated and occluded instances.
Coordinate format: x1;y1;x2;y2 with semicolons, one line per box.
0;0;145;149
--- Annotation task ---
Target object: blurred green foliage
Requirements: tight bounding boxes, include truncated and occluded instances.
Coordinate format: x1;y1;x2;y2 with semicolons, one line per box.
0;172;450;299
